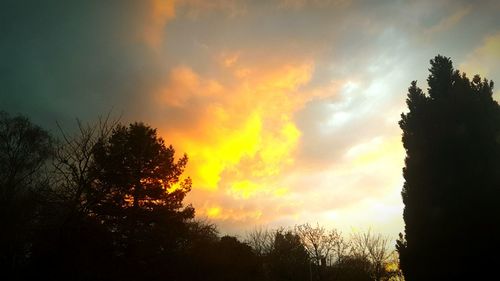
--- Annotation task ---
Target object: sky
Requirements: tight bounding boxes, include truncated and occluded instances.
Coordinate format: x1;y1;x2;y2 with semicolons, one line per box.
1;0;500;239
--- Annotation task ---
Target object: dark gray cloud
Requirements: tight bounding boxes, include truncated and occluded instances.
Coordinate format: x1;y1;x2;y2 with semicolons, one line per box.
0;0;162;129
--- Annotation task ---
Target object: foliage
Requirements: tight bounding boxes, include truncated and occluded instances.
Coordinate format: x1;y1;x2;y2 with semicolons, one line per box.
267;229;310;281
398;55;499;280
91;123;194;270
331;256;373;281
25;120;198;280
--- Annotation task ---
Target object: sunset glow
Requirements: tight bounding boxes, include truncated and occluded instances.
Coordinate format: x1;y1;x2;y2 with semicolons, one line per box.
3;0;500;238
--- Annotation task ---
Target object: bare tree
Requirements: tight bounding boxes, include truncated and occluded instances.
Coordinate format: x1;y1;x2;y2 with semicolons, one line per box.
295;223;348;267
351;229;392;281
50;114;119;219
245;227;274;256
296;223;326;266
328;228;351;265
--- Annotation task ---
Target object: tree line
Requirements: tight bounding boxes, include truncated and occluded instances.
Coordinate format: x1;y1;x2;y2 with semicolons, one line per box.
0;111;402;280
245;224;402;281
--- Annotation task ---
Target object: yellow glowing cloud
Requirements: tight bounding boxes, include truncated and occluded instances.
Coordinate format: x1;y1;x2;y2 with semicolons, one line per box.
159;66;224;107
345;136;403;166
159;58;313;196
227;181;290;200
229;180;261;199
206;206;222;218
195;112;263;189
255;121;300;177
169;110;262;190
273;187;288;197
202;204;263;221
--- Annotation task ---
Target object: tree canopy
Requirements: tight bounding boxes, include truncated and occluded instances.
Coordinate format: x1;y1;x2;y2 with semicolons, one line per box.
398;55;500;280
91;122;195;279
24;121;197;280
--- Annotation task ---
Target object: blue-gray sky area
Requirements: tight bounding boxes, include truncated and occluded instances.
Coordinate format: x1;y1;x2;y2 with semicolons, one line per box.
1;0;500;237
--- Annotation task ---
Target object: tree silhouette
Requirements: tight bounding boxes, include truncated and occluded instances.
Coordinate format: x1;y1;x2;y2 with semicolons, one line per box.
296;223;345;268
267;230;310;281
91;122;195;279
185;235;262;281
332;256;372;281
28;117;118;280
28;121;196;280
246;227;274;257
0;111;52;276
398;55;500;280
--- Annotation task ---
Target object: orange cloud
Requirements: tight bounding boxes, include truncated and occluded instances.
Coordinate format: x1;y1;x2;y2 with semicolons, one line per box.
140;0;176;49
158;66;224;107
154;52;320;225
202;204;263;222
206;206;222;218
159;57;313;187
139;0;246;49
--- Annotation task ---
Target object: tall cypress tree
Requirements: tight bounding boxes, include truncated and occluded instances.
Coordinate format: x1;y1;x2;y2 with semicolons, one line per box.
398;55;500;280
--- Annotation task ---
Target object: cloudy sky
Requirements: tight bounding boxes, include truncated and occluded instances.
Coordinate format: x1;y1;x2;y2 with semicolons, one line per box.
2;0;500;238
